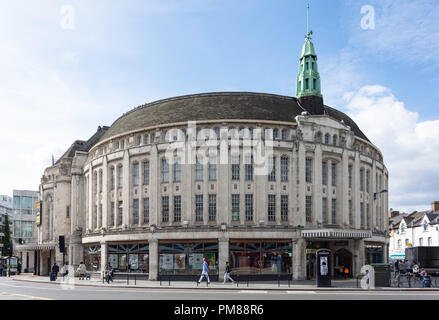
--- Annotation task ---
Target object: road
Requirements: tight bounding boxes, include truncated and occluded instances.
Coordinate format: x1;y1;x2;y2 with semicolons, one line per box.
1;277;439;300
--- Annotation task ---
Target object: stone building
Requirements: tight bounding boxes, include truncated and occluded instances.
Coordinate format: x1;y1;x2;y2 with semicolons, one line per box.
16;26;389;280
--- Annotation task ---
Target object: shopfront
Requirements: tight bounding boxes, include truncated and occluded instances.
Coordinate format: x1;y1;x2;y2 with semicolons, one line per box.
158;240;218;280
229;240;292;276
365;243;384;264
107;243;149;272
84;245;101;272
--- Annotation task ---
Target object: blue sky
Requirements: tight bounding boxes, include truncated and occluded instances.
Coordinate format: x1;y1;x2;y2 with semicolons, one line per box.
0;0;438;212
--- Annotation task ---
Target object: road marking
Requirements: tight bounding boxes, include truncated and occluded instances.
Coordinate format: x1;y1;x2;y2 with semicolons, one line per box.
1;291;54;300
239;290;268;294
287;291;316;294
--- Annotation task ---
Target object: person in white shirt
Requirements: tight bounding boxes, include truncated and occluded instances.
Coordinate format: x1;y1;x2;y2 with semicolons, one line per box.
197;258;210;285
412;262;420;283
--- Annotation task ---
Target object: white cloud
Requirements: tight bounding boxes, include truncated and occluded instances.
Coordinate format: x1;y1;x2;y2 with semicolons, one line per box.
344;85;439;212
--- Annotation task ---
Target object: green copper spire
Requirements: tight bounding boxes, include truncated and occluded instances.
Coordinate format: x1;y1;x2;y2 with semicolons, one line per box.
296;4;322;99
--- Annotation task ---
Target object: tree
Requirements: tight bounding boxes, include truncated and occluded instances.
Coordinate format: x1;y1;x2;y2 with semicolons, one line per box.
1;214;12;256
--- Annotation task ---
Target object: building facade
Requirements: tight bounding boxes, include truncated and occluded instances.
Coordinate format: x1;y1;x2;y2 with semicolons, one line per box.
0;195;13;254
17;27;389;280
388;202;439;261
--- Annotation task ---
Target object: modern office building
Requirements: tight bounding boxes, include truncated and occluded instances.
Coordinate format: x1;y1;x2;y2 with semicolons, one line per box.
16;21;389;279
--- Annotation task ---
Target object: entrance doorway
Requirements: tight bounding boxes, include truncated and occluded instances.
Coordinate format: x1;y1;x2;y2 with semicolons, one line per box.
334;248;352;278
306;253;316;280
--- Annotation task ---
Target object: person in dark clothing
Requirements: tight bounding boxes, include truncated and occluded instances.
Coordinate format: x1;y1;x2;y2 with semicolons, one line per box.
52;263;59;280
223;261;235;284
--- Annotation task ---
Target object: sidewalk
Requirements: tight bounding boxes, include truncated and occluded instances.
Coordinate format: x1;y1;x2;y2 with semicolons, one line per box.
6;274;437;291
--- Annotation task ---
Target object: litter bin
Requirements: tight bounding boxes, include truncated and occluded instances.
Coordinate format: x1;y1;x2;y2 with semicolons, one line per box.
370;263;391;287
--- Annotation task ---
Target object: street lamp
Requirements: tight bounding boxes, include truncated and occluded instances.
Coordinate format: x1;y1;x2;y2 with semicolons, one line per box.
374;189;388;200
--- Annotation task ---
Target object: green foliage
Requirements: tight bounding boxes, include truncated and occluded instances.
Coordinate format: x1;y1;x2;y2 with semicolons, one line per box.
1;214;12;256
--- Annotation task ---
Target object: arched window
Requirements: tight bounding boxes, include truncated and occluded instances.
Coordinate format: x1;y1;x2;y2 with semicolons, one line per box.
132;162;139;186
324;134;330;145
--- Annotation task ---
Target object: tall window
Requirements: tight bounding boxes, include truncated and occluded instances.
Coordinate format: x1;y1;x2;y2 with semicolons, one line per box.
306;159;312;183
331;199;337;224
208;194;217;221
366;170;370;193
324;134;330;145
173;159;181;182
349;200;353;225
132;163;139;186
268;195;276;222
161;159;169;183
333;135;337;146
208;162;217;180
143;198;149;223
110;202;115;226
360;203;364;227
110;167;115;190
117;166;123;188
245;156;253;180
245;194;253;221
360;168;364;191
268;156;276;181
273;128;279;140
99;170;103;192
306;196;312;222
281;129;287;141
281;157;289;181
162;196;169;222
118;201;123;225
231;194;240;221
143;161;149;185
231;155;240;180
195;195;203;221
331;163;337;187
281;195;288;222
348;165;353;188
174;196;181;222
366;204;370;229
322;198;327;224
133;199;139;224
419;238;424;246
195;158;203;181
322;162;327;185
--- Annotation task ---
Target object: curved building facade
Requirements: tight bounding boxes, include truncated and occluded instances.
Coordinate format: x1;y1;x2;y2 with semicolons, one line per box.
24;30;389;280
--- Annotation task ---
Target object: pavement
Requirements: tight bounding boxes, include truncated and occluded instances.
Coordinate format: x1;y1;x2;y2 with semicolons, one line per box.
4;273;436;291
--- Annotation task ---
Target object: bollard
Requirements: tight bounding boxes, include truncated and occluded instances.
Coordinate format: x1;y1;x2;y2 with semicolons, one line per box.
408;274;411;288
127;273;129;285
278;275;280;287
135;274;137;285
169;276;171;287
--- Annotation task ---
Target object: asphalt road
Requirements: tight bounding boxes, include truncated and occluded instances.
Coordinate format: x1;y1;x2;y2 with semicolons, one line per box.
1;277;439;300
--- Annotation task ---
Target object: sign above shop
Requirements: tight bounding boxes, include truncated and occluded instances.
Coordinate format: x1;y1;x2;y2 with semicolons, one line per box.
301;229;372;239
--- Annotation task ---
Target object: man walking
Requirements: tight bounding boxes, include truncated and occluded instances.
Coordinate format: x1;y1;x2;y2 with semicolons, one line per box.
223;261;235;284
198;257;210;285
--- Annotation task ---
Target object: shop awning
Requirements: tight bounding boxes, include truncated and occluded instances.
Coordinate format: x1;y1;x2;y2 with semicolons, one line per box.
14;243;57;251
301;229;372;239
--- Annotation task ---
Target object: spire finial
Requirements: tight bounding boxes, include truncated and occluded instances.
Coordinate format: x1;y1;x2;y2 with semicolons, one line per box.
306;3;312;40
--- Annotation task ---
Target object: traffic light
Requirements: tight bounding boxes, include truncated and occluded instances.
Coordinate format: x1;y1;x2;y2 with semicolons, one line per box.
58;235;65;253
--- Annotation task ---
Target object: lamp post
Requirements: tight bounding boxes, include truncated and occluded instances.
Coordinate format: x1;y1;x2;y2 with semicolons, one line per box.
373;189;388;200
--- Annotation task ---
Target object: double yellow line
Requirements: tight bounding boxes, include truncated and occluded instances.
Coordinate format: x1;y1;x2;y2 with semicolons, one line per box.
1;291;54;300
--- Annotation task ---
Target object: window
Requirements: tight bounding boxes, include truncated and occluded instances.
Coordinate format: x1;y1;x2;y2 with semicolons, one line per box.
349;200;353;225
405;239;409;247
306;159;312;183
428;237;432;246
333;135;337;146
360;203;364;227
305;78;309;90
195;195;203;221
348;165;353;188
245;156;253;180
324;134;330;145
281;157;289;181
232;194;240;221
110;167;115;190
322;198;327;224
173;159;181;182
397;239;402;249
313;79;317;90
331;163;337;187
419;238;424;246
214;127;220;140
132;163;139;186
366;170;370;193
162;196;169;222
195;158;203;181
306;196;312;222
281;129;287;141
174;196;181;222
231;155;240;180
110;202;115;226
143;198;149;223
245;194;253;221
366;204;370;229
268;156;276;181
117;166;123;188
143;134;150;145
273;128;279;140
423;221;428;232
331;199;337;224
136;135;142;146
118;201;123;225
99;171;103;192
93;171;97;193
161;159;169;183
281;195;288;222
322;162;327;185
268;195;276;222
360;168;364;191
208;162;216;181
208;194;217;221
133;199;139;224
66;205;70;218
141;161;149;185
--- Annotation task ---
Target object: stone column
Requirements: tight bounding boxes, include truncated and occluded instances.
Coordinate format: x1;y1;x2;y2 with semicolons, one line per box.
102;157;108;229
341;151;349;226
354;152;361;229
218;126;229;225
293;237;306;280
353;239;365;276
122;150;130;226
148;238;158;280
218;235;229;277
100;241;107;277
297;141;306;226
313;144;322;224
150;145;159;226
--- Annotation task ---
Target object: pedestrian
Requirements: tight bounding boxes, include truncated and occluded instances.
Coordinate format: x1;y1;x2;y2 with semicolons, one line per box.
52;263;59;280
412;262;420;283
223;261;235;284
344;266;350;279
394;260;399;277
398;260;405;274
77;261;86;280
197;257;210;285
405;260;411;274
62;262;68;277
105;263;113;284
